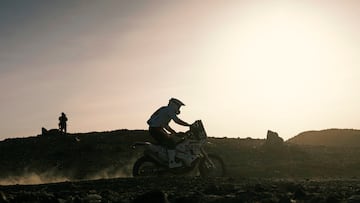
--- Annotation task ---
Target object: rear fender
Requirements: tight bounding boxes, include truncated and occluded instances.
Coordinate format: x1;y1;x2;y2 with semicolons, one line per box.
131;142;152;149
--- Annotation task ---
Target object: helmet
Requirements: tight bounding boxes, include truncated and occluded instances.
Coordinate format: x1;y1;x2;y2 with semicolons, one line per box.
169;98;185;106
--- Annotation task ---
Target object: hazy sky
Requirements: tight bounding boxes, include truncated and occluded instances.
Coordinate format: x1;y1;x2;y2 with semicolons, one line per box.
1;0;360;140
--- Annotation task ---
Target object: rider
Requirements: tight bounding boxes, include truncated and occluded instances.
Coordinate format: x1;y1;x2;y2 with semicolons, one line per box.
147;98;191;168
59;112;68;134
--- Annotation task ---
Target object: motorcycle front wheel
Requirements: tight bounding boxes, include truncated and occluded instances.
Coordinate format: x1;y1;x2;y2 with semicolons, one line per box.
132;156;162;177
199;154;226;178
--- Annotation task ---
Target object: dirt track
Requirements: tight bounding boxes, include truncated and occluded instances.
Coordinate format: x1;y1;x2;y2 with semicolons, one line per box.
1;177;360;202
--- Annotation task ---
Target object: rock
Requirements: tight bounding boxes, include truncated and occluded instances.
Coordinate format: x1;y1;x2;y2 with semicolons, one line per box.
174;195;202;203
265;130;284;145
278;196;292;203
56;198;66;203
203;184;222;195
254;184;265;192
293;186;307;200
85;193;102;203
203;195;223;202
132;190;169;203
40;128;63;136
72;196;83;203
326;194;341;203
0;191;8;203
308;196;324;203
348;195;360;203
100;190;120;202
235;190;252;202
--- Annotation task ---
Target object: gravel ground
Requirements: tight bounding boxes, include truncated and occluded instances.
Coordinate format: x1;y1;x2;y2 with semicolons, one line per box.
1;177;360;202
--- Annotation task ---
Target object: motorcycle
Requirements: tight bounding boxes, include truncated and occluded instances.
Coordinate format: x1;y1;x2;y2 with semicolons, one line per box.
131;120;226;177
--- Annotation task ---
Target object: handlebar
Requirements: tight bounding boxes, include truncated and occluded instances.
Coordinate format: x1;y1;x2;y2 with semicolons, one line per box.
173;120;205;140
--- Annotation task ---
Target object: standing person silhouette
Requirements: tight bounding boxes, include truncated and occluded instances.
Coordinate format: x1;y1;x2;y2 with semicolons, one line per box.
147;98;191;168
59;112;68;134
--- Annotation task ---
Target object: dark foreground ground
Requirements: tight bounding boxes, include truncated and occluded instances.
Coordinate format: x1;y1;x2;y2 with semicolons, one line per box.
1;177;360;203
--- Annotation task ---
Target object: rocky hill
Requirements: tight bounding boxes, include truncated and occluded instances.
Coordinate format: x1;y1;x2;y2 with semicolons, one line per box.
287;129;360;147
1;129;360;185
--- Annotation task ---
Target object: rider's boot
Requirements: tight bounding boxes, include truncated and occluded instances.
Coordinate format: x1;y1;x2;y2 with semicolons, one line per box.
167;149;182;168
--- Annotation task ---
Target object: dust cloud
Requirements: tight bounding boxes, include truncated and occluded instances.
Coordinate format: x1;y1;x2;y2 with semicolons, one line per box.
0;161;136;186
0;170;69;185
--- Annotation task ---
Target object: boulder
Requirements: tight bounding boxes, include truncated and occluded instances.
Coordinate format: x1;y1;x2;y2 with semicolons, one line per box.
265;130;284;145
132;190;169;203
40;128;63;136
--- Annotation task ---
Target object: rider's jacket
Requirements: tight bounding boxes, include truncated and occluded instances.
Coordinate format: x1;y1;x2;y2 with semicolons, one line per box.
147;105;179;128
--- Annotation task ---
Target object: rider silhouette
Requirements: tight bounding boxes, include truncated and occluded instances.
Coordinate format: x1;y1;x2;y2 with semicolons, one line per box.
147;98;191;168
58;112;68;134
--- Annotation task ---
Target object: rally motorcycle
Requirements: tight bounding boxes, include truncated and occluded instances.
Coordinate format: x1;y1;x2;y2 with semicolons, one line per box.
131;120;225;177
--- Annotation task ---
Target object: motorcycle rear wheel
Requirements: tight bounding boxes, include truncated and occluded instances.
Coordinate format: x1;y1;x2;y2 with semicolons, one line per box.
199;154;226;178
132;156;162;177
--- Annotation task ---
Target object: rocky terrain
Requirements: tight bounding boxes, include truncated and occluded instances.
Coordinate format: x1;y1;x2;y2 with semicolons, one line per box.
2;128;360;184
1;128;360;202
1;177;360;202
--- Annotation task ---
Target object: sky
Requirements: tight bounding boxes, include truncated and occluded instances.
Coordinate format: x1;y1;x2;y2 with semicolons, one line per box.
1;0;360;141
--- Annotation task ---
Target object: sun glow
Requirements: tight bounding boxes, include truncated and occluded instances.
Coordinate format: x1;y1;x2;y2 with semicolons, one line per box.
189;2;360;138
1;1;359;140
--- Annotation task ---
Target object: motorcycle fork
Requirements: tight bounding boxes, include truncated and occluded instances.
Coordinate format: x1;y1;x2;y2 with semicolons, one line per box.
201;148;216;168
